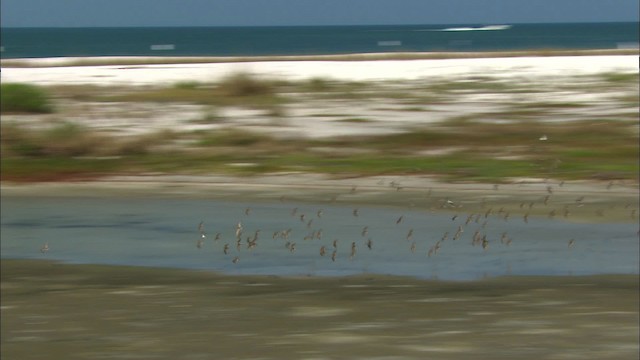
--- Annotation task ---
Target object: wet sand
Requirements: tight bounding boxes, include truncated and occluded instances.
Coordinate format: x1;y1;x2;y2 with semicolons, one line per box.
2;173;638;223
1;259;638;360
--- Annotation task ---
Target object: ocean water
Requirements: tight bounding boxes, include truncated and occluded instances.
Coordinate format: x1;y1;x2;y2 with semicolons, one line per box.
1;22;638;59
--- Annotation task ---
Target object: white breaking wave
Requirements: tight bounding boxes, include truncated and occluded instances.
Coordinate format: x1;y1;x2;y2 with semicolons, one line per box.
420;25;512;32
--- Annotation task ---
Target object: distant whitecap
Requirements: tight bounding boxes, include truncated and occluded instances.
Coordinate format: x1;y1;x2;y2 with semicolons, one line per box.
377;40;402;47
150;44;175;51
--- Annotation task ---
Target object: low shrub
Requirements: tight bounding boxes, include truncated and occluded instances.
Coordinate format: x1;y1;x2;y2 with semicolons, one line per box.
1;83;53;113
217;72;275;97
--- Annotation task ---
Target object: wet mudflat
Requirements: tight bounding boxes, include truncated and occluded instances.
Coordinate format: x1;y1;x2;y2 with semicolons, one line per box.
1;259;638;360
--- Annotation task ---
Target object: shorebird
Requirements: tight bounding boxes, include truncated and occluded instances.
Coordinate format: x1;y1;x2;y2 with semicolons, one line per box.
568;239;575;249
396;215;404;225
482;237;489;251
353;208;359;217
472;230;481;246
406;228;413;240
198;221;205;234
465;214;473;225
197;238;204;249
350;242;357;259
332;239;338;249
361;226;369;237
366;238;373;250
453;226;463;240
40;242;49;254
320;246;326;256
223;243;230;255
317;209;323;218
331;250;337;262
410;242;416;253
428;241;441;257
232;256;240;264
427;246;435;257
291;207;298;217
523;212;529;224
235;222;243;239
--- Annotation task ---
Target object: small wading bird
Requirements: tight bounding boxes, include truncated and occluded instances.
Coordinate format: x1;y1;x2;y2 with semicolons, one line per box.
568;239;575;249
406;228;413;240
361;226;369;237
40;242;49;253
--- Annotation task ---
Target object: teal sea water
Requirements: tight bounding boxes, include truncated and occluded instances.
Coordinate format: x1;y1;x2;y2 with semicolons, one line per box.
1;22;638;59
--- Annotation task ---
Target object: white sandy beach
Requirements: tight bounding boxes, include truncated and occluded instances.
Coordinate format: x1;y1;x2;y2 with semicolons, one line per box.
1;54;638;86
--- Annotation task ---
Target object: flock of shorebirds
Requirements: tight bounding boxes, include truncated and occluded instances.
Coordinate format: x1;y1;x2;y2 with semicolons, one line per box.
182;180;637;265
36;180;637;264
